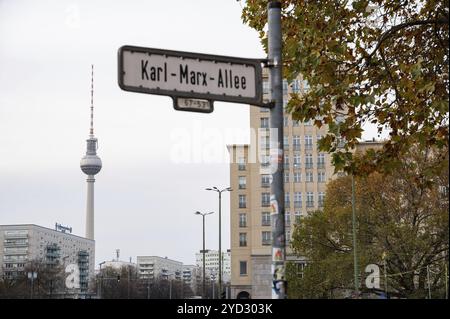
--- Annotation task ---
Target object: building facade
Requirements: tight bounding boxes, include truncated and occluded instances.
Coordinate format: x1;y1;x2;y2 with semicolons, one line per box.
136;256;183;281
0;224;95;292
195;249;231;283
182;264;201;295
228;75;336;299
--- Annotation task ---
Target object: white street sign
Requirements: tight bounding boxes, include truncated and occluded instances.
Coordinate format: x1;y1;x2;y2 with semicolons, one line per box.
118;46;264;108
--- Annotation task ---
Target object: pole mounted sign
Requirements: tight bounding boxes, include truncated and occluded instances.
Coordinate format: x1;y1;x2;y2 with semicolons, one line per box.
118;45;265;113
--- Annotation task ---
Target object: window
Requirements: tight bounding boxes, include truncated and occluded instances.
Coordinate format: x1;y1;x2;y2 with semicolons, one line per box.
294;192;302;208
284;116;289;127
238;176;246;189
305;135;313;149
261;174;270;187
317;153;325;168
263;80;270;94
285;212;291;227
238;157;246;171
285;192;290;207
262;212;271;226
294;211;301;223
260;135;270;150
283;136;289;149
293;153;301;169
262;193;270;207
293;135;300;150
305;154;313;169
262;231;271;245
284;154;290;169
239;195;246;208
260;117;269;128
318;192;325;207
239;233;247;247
294;172;301;183
283;79;288;94
239;261;248;275
260;154;270;167
306;171;313;182
284;172;290;183
318;172;326;183
292;79;300;93
306;192;314;207
239;213;247;227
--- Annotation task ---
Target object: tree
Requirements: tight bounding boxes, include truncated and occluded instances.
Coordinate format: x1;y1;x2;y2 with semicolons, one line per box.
241;0;449;174
0;260;65;299
287;147;449;298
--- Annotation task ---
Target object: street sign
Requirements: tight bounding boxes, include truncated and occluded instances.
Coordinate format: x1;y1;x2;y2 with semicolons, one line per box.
174;97;213;113
118;45;264;109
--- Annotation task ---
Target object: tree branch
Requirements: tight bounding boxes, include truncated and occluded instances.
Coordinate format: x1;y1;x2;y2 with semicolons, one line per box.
367;17;449;62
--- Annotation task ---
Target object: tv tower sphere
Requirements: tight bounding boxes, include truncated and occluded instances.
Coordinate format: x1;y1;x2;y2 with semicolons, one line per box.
80;139;102;175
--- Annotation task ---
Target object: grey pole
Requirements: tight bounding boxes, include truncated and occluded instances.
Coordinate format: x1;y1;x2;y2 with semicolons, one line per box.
202;214;206;299
427;265;431;299
352;174;359;297
383;254;388;298
196;211;214;299
218;191;222;298
206;187;231;298
445;262;448;299
268;0;286;299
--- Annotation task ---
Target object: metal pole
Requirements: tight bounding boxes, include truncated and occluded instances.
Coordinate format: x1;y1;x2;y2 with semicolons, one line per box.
218;191;222;298
427;265;431;299
127;266;130;299
169;280;172;299
203;214;206;299
445;262;448;299
383;256;388;298
268;0;286;299
212;278;215;299
351;174;359;296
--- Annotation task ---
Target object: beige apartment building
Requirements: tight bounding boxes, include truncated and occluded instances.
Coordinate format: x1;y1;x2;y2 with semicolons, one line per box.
228;74;337;299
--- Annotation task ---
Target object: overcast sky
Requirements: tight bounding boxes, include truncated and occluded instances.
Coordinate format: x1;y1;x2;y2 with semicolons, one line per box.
0;0;266;266
0;0;381;267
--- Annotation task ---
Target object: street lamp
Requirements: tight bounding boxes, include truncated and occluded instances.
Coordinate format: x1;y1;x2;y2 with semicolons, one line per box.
205;186;232;298
98;261;106;299
195;211;214;299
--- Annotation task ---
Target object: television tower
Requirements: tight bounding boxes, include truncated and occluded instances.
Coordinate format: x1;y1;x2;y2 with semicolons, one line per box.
80;65;102;240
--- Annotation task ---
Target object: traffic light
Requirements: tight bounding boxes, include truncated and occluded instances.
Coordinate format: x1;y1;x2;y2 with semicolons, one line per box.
221;291;226;299
117;275;121;283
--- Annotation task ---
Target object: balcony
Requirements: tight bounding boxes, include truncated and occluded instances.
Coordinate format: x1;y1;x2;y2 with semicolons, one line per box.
262;239;271;246
261;220;271;227
261;201;270;207
305;163;313;169
239;221;247;228
293;144;300;151
284;163;290;170
3;241;28;248
317;162;325;169
238;164;246;171
261;182;270;188
306;201;314;208
239;203;247;208
305;144;313;150
294;201;302;208
238;184;246;190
